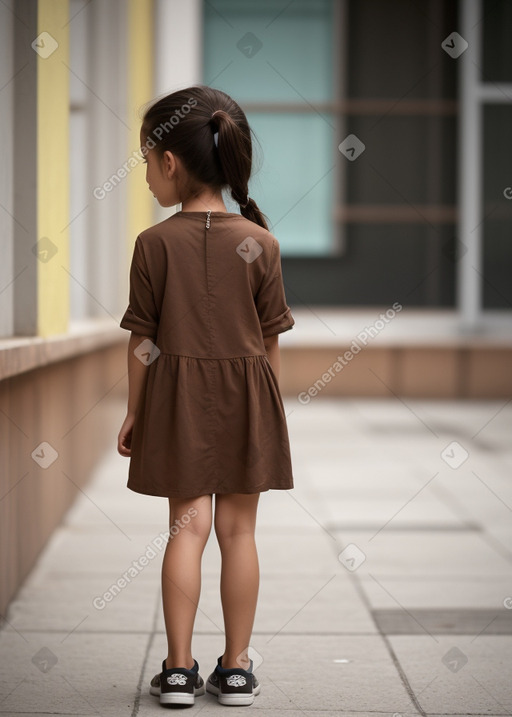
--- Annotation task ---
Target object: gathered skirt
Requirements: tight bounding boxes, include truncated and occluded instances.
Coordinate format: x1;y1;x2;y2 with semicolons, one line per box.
127;353;294;498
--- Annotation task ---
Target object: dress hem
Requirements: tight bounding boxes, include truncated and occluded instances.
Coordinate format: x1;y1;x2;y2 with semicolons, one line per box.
127;483;293;499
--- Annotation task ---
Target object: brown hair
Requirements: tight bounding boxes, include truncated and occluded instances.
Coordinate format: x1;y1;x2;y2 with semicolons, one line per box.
141;85;268;230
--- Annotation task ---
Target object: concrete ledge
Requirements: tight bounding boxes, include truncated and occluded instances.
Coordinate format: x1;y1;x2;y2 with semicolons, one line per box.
0;319;127;381
280;345;512;399
280;308;512;348
279;309;512;399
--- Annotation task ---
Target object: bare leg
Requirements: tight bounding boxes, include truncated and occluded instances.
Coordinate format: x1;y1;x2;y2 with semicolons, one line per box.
162;494;212;669
214;493;260;669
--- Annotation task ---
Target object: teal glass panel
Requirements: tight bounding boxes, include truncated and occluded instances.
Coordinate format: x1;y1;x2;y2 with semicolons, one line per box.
203;0;333;103
247;112;334;255
203;0;335;255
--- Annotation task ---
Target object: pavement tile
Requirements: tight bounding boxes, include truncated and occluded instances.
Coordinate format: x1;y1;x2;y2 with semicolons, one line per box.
255;488;334;529
373;608;512;635
435;468;512;530
256;634;417;713
3;571;159;634
332;530;512;577
320;496;465;529
0;631;148;715
257;525;342;575
32;527;169;576
359;575;512;610
388;635;512;715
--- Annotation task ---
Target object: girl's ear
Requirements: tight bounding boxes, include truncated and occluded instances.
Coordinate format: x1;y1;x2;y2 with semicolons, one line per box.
162;150;177;179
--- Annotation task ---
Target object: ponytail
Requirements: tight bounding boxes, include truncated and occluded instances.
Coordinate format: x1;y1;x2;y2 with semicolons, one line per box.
210;110;268;230
240;197;268;230
142;85;269;230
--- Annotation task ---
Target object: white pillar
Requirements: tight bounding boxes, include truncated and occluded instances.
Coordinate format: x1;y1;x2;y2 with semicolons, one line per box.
0;0;15;336
153;0;202;222
457;0;482;330
154;0;202;96
87;0;128;319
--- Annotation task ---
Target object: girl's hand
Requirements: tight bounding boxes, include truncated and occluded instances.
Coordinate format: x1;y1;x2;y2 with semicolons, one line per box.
118;412;135;457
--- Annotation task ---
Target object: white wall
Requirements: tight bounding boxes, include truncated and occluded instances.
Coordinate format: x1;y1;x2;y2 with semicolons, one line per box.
0;1;14;337
69;0;129;320
154;0;203;96
153;0;203;223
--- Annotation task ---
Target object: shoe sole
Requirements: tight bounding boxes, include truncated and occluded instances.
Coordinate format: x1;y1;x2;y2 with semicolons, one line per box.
160;686;206;706
206;681;260;706
160;691;194;706
151;685;206;702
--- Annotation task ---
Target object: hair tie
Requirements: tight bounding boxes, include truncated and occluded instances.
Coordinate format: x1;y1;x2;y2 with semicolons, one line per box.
210;112;221;147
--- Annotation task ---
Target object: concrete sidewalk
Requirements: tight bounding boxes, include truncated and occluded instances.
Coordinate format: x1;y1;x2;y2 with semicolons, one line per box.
1;397;512;716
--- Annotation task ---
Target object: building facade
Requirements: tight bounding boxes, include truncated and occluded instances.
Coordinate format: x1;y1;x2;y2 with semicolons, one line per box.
1;0;511;613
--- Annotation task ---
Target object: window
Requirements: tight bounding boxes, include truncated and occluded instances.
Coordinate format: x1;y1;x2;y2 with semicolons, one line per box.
203;0;462;307
204;0;336;256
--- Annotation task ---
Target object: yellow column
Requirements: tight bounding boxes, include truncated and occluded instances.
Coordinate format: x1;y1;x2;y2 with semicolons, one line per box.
36;0;70;336
127;0;154;251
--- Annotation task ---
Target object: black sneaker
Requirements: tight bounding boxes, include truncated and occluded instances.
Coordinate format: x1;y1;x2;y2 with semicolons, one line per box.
206;656;261;706
149;659;205;706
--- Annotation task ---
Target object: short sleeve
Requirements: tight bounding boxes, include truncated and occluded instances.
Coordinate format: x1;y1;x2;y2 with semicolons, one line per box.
255;239;294;339
120;237;159;338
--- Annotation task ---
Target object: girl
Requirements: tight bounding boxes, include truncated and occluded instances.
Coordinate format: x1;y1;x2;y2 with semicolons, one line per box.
117;86;294;708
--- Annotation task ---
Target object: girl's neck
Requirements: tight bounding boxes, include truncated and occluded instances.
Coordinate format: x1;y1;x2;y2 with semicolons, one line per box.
180;190;227;213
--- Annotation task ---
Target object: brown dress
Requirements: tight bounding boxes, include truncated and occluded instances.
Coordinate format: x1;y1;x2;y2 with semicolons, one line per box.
120;211;295;498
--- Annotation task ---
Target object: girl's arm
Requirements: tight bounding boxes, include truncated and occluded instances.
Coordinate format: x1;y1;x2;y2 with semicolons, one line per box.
117;332;152;456
264;334;280;382
126;332;153;414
